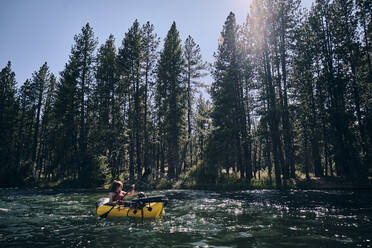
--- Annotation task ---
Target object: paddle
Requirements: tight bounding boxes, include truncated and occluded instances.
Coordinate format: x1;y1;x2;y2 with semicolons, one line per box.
100;185;134;218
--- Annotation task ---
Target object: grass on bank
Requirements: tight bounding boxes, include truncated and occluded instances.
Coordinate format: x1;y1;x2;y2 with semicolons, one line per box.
172;164;280;190
20;158;371;190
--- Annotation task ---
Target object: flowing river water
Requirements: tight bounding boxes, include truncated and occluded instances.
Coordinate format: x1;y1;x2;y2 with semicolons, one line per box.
0;189;371;247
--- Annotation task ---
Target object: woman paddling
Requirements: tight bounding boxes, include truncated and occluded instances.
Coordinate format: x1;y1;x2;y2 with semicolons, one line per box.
109;180;135;204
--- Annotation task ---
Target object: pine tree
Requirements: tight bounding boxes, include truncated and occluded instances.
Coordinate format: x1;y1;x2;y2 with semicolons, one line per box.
38;73;57;180
292;17;322;179
71;23;98;174
194;94;211;163
276;0;302;179
16;79;35;172
239;15;255;180
355;0;372;171
30;62;51;174
156;22;185;178
209;12;252;182
0;62;19;186
93;34;117;159
141;22;159;178
312;0;365;180
250;0;284;187
183;35;207;170
117;20;144;181
53;62;79;179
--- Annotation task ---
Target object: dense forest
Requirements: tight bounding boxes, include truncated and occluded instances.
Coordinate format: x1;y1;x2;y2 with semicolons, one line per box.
0;0;371;188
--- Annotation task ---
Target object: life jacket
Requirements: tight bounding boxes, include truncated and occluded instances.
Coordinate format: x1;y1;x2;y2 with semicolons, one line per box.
113;191;125;202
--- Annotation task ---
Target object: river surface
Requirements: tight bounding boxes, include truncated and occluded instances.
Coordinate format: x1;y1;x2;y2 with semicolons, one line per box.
0;189;371;247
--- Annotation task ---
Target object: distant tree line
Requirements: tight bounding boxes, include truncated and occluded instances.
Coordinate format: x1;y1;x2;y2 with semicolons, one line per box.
0;0;371;188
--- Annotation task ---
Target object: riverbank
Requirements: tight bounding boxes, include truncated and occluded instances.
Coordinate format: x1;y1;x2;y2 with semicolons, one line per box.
4;176;372;191
291;176;372;190
177;176;372;191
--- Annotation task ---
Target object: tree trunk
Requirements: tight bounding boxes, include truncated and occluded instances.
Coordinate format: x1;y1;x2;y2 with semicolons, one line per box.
264;50;282;188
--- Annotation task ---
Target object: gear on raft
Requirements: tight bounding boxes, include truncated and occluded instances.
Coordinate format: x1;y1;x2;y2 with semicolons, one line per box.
96;195;168;218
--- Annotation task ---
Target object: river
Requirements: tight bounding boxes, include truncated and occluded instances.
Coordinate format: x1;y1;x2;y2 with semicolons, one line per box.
0;189;371;247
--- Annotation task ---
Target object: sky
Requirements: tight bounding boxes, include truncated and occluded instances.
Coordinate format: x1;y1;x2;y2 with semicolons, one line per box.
0;0;314;87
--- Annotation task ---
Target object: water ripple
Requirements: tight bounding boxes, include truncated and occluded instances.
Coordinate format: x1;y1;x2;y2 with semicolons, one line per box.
0;189;372;247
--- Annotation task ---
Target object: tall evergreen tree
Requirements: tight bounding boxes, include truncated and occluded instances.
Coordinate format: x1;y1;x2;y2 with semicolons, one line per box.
250;0;284;187
355;0;372;171
38;73;57;179
53;62;79;179
194;95;211;164
156;22;185;178
16;79;35;173
117;20;144;181
30;62;51;174
71;23;98;173
183;35;207;170
93;34;117;161
275;0;301;179
209;12;252;182
0;62;19;186
141;22;160;177
292;17;322;179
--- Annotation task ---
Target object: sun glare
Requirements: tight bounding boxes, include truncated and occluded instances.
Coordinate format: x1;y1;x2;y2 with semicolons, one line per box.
234;0;252;9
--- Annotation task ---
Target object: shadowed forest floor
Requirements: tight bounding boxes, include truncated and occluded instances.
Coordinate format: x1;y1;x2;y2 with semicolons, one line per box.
18;169;372;191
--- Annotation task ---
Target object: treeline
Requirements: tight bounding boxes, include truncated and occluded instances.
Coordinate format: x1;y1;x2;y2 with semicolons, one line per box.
204;0;371;187
1;0;371;188
0;20;207;187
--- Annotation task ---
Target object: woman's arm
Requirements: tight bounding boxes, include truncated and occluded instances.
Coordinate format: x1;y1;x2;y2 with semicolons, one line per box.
126;184;135;197
108;192;115;203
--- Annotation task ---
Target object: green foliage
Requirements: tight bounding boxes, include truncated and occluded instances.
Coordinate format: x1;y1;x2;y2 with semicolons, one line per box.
209;10;257;186
156;22;186;179
118;20;146;181
0;62;20;187
2;2;371;189
183;35;207;170
80;155;110;188
155;178;173;189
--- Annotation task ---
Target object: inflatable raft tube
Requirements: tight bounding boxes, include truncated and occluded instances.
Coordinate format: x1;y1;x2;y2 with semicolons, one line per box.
96;195;168;219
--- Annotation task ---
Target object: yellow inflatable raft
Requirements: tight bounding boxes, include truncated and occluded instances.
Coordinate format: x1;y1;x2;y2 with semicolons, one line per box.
96;195;168;219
